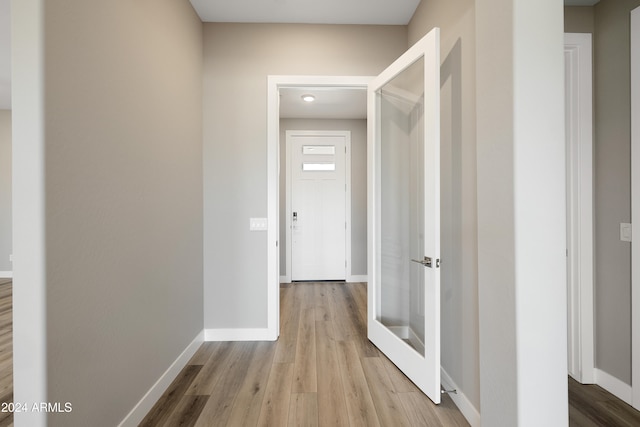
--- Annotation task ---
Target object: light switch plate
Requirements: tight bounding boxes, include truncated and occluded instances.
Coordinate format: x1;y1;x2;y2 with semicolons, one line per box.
250;218;268;231
621;223;632;242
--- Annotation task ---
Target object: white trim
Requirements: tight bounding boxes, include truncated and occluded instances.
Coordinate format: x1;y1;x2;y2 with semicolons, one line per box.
268;75;372;340
280;275;289;284
347;274;368;283
564;33;595;385
631;5;640;411
205;328;277;341
440;368;481;427
0;271;12;278
268;77;281;342
595;368;633;406
12;1;48;424
285;130;351;281
117;330;204;427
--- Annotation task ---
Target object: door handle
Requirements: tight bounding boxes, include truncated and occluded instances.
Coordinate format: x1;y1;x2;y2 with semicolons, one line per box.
411;256;433;268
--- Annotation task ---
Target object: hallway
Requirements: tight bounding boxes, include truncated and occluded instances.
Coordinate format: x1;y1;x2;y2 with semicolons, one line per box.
1;279;639;425
141;282;469;426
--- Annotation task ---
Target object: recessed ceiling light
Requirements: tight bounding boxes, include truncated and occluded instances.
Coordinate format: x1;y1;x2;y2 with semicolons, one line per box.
302;94;315;103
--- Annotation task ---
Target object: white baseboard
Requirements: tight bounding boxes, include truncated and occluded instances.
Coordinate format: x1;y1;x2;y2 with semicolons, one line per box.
205;328;277;341
281;275;367;283
440;368;481;427
118;330;204;427
0;271;12;278
595;368;633;406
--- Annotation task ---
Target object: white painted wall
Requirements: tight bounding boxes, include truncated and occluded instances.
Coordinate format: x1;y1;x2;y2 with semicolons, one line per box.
476;0;568;426
12;1;47;423
0;109;10;273
203;23;407;331
13;0;204;425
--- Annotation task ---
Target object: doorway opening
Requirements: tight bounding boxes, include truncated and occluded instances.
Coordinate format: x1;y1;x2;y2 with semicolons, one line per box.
266;76;372;338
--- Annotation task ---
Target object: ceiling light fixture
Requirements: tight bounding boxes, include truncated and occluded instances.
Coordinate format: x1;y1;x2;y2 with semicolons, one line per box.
301;94;315;103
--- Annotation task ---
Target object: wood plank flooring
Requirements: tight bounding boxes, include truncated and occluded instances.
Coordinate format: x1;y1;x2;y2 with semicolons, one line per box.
142;282;468;427
569;377;640;426
0;279;12;427
1;279;639;426
142;282;640;427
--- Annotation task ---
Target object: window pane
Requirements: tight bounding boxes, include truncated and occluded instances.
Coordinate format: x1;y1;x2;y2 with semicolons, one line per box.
303;162;335;171
303;145;335;155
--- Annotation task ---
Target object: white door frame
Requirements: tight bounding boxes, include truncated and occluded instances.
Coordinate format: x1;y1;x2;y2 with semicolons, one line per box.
631;6;640;410
564;33;595;384
267;75;372;338
285;130;352;282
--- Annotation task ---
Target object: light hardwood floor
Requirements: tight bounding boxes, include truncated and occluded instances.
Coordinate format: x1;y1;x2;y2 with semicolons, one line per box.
143;282;640;427
0;278;12;427
142;282;469;427
2;279;640;426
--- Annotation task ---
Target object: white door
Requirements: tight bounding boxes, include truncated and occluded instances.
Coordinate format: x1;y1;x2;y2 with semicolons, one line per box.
368;28;441;403
289;131;347;281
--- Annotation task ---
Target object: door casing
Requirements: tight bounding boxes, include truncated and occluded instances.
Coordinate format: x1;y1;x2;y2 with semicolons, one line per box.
564;33;595;385
631;5;640;411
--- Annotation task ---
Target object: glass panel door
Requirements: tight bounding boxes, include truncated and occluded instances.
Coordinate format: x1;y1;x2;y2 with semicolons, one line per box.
367;27;440;404
379;56;426;356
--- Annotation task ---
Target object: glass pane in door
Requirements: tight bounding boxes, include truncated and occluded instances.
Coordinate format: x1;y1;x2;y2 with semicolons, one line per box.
378;57;426;356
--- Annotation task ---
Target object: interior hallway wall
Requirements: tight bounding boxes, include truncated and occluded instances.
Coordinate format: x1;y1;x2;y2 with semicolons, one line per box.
203;23;407;330
408;0;480;413
566;0;640;387
592;0;640;386
0;110;10;273
279;118;367;279
564;6;595;33
13;0;204;425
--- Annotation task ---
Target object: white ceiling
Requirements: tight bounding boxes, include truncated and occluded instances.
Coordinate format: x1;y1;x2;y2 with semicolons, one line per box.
0;0;602;111
189;0;421;25
280;87;367;120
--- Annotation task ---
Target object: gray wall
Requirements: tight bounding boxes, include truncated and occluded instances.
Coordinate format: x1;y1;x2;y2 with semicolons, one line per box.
203;23;407;329
14;1;204;425
566;1;640;386
0;110;10;272
565;6;595;33
279;119;367;278
593;0;640;385
409;0;480;411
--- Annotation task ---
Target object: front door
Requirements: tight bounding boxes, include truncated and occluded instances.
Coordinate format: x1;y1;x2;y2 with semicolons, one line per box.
367;28;441;404
289;131;348;281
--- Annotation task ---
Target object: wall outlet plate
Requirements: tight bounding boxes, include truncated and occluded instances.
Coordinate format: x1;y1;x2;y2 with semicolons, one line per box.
621;223;632;242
